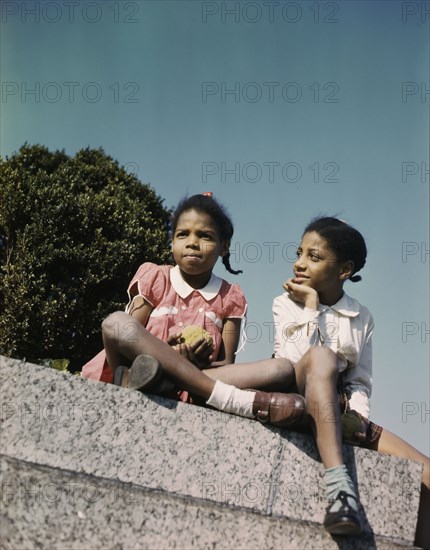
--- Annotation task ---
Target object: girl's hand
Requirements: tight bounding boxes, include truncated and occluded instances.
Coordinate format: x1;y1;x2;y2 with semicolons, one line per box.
167;334;188;357
341;411;368;445
283;278;319;310
167;334;182;347
167;333;214;368
176;338;214;370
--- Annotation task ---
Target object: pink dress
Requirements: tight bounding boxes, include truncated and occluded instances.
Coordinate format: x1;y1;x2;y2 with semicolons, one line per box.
81;263;247;390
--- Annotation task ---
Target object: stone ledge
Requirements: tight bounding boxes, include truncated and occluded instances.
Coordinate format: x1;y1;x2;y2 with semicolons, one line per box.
1;457;417;550
0;355;423;548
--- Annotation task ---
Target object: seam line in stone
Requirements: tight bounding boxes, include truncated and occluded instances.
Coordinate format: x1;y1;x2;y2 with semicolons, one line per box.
265;432;285;516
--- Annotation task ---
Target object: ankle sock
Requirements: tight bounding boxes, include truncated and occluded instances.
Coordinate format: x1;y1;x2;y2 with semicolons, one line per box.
206;380;256;418
324;464;358;511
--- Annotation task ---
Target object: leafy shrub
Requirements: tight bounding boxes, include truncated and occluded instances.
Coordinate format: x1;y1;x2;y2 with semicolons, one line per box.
0;144;171;371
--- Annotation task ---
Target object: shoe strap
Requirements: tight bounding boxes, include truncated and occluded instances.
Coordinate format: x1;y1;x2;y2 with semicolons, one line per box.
337;490;358;503
252;391;271;423
329;490;358;512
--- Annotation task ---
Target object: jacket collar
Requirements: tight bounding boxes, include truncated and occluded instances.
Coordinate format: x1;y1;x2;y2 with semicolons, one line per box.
170;265;222;301
321;292;360;317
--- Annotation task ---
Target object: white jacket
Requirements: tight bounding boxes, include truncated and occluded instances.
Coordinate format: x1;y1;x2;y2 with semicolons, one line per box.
272;292;373;418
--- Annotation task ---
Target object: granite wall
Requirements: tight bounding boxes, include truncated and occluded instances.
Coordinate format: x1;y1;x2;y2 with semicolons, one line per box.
0;355;423;549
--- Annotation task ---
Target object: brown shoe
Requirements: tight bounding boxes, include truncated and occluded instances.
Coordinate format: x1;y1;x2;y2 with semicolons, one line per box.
251;391;306;427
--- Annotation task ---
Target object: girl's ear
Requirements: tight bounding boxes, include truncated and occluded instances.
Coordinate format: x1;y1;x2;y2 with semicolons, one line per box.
220;241;230;257
339;260;354;281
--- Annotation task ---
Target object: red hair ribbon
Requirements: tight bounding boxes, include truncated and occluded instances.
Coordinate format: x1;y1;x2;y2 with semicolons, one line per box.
201;192;213;198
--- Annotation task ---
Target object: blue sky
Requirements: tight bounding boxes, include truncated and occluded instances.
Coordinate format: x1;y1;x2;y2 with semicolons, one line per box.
1;1;429;454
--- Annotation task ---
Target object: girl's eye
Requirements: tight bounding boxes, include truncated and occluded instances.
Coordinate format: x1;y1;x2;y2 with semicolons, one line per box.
197;231;213;240
175;231;187;238
310;254;320;261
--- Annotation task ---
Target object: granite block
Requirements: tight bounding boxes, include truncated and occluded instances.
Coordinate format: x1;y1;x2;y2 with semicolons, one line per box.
0;457;418;550
270;431;423;543
0;355;423;546
0;356;281;513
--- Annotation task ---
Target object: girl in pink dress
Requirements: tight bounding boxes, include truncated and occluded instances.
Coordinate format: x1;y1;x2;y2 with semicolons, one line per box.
83;194;305;426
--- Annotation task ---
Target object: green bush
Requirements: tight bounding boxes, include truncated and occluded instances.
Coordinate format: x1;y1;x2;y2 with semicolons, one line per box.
0;144;172;371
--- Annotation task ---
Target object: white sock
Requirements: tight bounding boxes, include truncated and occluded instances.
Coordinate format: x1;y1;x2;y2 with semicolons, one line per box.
206;380;256;418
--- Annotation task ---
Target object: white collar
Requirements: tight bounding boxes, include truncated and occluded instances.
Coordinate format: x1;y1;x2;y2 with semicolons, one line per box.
323;293;360;317
170;265;223;301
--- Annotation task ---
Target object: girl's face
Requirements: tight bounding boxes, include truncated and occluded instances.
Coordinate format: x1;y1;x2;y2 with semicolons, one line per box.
293;231;351;299
172;209;228;285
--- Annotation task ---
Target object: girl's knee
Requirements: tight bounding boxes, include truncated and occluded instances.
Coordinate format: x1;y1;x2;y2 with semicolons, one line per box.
101;311;131;341
304;347;338;378
306;346;336;361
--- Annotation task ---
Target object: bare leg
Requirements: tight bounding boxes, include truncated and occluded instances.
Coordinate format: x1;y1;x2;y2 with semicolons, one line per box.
205;358;296;391
102;311;215;398
293;347;343;468
368;429;430;548
102;311;305;426
290;346;363;536
103;312;298;395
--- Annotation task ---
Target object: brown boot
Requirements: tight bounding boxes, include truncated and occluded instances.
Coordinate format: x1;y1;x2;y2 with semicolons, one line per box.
251;391;306;427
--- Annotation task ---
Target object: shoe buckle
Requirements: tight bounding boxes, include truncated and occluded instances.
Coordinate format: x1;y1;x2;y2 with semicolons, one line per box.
256;409;270;423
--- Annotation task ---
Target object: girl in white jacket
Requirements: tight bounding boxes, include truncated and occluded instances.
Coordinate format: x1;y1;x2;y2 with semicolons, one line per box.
272;217;428;546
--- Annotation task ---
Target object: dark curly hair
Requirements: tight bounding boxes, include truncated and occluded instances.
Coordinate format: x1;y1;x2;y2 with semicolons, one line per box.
303;217;367;282
171;194;242;275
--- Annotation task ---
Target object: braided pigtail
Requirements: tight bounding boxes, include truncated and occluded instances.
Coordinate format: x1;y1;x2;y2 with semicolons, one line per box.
222;252;243;275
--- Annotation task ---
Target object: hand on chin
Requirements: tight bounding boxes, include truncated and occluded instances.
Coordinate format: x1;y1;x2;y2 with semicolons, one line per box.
292;276;310;285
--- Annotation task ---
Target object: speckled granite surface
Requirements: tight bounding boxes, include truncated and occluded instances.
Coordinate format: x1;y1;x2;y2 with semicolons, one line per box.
0;355;423;548
0;457;417;550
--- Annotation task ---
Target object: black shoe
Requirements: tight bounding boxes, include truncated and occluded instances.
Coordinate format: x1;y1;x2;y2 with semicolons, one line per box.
323;491;362;536
113;365;129;387
114;355;173;393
